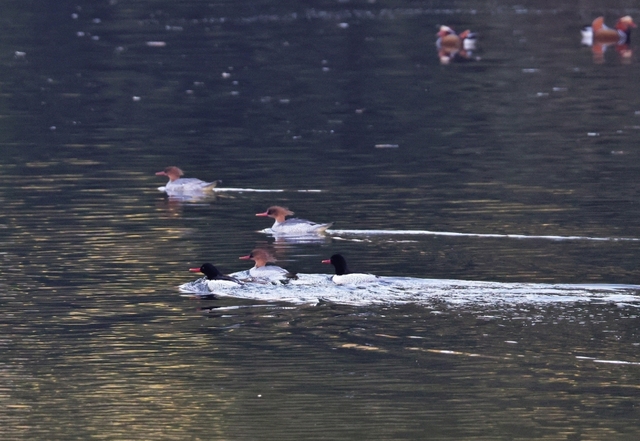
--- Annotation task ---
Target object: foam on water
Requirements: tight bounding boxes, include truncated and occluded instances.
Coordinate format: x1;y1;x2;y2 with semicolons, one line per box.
179;273;640;307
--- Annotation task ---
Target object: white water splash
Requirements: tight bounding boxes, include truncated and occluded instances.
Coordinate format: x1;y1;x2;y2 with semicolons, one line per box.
179;274;640;307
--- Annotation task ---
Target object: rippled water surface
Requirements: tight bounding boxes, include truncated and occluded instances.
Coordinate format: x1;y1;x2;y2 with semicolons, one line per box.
2;0;640;439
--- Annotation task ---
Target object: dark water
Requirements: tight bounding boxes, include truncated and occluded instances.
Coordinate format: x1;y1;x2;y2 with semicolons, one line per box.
2;0;640;439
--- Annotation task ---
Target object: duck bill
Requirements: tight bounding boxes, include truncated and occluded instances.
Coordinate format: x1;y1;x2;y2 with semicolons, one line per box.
155;171;168;176
255;211;269;217
188;268;201;272
321;259;331;264
238;255;252;260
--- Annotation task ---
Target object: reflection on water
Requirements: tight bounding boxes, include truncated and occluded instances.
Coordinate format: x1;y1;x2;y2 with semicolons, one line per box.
2;0;640;439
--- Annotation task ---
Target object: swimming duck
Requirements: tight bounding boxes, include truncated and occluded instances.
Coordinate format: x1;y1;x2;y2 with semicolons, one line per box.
321;254;378;285
436;25;478;64
582;16;636;63
189;263;242;289
239;248;297;282
156;166;221;194
256;206;332;235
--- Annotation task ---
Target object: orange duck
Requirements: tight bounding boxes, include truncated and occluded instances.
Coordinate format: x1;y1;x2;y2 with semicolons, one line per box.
436;25;477;64
582;16;636;63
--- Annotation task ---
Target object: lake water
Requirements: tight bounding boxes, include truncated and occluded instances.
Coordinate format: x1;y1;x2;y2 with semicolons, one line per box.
2;0;640;439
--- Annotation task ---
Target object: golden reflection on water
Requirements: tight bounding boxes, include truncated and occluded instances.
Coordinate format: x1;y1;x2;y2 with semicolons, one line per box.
2;2;640;439
2;288;640;439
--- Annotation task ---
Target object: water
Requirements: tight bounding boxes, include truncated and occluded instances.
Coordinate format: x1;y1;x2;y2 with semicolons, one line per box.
2;0;640;439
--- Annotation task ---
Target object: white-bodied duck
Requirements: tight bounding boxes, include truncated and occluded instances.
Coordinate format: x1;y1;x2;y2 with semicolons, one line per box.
321;254;378;285
156;166;221;194
256;206;332;235
239;248;297;282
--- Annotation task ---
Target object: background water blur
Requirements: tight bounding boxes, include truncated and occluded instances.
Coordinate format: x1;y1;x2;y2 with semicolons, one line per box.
1;0;640;439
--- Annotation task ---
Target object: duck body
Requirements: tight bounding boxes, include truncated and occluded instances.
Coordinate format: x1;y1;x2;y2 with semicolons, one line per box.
436;26;477;64
331;273;379;285
249;265;292;280
271;218;333;235
239;249;297;283
582;16;636;63
321;254;378;285
189;263;243;290
156;166;221;194
165;177;220;193
256;206;332;235
590;16;636;45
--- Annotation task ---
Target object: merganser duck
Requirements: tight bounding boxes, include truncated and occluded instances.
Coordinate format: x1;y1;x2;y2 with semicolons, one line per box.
156;166;221;194
189;263;243;289
581;16;636;63
436;25;478;64
256;206;332;235
239;248;297;282
321;254;378;285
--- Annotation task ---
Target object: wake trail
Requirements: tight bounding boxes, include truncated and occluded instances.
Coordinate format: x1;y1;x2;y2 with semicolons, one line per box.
328;229;640;242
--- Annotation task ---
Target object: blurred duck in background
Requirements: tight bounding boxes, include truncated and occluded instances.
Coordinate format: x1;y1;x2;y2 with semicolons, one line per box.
581;16;636;63
436;25;478;64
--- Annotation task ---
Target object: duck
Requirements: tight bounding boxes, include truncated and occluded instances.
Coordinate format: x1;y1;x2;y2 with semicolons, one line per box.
582;16;636;63
156;166;221;194
256;206;332;235
589;16;636;45
239;248;297;282
321;254;378;285
436;25;477;64
189;263;243;289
